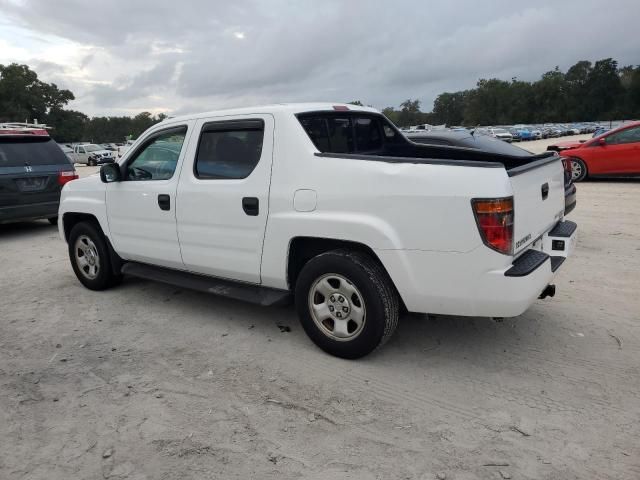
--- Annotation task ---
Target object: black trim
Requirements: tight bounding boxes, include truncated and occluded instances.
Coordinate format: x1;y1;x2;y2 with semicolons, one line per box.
549;220;577;238
104;235;123;276
507;155;560;177
121;262;291;306
550;256;565;272
504;250;549;277
201;119;264;133
315;152;503;168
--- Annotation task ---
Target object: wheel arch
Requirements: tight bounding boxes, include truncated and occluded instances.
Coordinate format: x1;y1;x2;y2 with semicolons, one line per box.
286;236;406;311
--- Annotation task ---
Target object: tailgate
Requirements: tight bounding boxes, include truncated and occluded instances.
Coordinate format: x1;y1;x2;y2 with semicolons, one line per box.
510;157;565;254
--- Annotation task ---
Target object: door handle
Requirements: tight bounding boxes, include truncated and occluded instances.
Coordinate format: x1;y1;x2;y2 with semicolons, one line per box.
158;194;171;211
242;197;259;216
541;182;549;200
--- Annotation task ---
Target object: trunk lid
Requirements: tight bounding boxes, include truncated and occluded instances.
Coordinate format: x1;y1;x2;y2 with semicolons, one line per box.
509;157;565;254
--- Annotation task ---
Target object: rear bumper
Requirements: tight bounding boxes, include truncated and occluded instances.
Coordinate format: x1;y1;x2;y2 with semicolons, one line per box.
0;201;59;223
377;220;577;318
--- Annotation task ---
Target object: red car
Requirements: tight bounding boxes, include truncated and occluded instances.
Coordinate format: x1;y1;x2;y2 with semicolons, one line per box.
548;121;640;181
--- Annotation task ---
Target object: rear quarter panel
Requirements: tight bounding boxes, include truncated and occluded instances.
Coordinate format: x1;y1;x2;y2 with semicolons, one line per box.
260;112;514;289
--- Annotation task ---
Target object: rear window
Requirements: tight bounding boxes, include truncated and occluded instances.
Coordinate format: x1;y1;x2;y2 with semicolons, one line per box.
0;137;72;167
298;113;400;154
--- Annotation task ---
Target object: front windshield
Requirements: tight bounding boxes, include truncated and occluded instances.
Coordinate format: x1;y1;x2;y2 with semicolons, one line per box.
493;128;508;134
85;144;103;152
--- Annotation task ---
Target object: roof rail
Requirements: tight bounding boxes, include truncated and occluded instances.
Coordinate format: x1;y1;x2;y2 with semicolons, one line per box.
0;122;50;136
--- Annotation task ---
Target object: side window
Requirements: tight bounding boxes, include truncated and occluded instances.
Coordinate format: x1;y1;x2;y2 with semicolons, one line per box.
299;117;330;152
79;147;86;154
126;127;187;181
325;117;353;153
194;120;264;180
354;117;382;152
606;126;640;145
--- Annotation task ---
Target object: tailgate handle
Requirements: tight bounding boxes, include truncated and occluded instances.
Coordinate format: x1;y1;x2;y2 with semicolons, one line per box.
541;182;549;200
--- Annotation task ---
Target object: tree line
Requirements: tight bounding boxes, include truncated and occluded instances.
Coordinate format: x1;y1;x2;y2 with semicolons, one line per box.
0;63;166;143
359;58;640;127
2;58;640;142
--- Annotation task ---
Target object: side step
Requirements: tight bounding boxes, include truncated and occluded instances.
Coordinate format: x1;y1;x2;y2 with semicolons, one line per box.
121;262;291;307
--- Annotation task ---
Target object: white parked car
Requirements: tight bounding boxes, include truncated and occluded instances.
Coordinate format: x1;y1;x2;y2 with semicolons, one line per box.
483;127;514;142
70;143;115;166
58;103;576;358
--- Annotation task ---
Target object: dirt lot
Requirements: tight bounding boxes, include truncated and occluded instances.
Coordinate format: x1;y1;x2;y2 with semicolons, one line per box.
1;138;639;479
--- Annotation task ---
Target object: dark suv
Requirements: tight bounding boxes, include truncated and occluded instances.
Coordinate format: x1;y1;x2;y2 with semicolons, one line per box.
0;125;78;224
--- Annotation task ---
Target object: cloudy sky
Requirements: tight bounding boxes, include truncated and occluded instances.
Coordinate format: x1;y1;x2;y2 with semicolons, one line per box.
1;0;639;117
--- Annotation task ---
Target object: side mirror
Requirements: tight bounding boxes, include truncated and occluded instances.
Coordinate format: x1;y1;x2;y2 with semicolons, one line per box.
598;137;606;146
100;163;122;183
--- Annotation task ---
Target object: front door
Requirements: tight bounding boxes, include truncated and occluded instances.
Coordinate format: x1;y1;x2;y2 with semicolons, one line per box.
602;125;640;174
176;115;274;283
106;123;191;269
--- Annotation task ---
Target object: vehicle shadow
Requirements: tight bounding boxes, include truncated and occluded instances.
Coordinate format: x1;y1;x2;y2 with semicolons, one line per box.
0;220;57;240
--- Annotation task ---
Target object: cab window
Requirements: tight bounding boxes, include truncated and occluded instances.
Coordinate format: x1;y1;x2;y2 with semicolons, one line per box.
125;127;187;181
194;120;264;180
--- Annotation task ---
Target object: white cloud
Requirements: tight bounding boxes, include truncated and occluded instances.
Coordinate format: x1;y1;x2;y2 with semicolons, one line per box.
1;0;639;117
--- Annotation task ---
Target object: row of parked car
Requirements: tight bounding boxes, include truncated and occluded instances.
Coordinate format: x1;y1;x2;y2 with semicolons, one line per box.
477;123;602;143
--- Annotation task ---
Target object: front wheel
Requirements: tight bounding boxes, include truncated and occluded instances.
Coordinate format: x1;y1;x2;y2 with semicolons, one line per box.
68;221;121;290
295;250;400;359
570;158;588;182
88;158;97;166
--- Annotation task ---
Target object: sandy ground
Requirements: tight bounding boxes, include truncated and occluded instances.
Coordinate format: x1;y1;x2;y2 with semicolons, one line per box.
1;136;639;479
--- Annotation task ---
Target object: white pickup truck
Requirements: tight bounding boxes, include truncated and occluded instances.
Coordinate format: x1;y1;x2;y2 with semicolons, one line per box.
58;103;576;358
70;143;115;166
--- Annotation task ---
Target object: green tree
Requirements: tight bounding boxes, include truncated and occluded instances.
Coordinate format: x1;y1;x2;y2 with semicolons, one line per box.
0;63;74;123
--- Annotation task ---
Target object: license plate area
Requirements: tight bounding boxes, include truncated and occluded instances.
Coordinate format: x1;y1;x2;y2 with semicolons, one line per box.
15;177;47;192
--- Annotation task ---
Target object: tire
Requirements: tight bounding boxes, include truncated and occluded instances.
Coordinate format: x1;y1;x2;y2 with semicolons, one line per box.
68;221;121;290
88;158;96;167
295;249;400;359
48;216;58;225
570;158;588;182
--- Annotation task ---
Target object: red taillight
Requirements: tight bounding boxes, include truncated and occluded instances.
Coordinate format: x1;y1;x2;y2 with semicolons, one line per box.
472;197;514;255
58;170;78;186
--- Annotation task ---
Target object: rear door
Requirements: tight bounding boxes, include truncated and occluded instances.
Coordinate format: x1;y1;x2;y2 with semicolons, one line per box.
0;136;74;211
176;114;274;283
510;158;565;254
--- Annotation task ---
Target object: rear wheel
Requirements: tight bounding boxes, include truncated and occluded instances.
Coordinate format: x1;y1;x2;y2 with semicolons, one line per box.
68;221;121;290
571;158;588;182
295;249;400;359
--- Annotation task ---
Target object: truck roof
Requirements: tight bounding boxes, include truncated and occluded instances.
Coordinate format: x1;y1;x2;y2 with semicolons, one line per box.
160;103;379;124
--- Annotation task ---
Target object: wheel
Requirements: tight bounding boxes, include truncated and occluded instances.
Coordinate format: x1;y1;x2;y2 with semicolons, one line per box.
88;158;97;166
48;216;58;225
68;221;121;290
570;158;588;182
295;249;400;359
